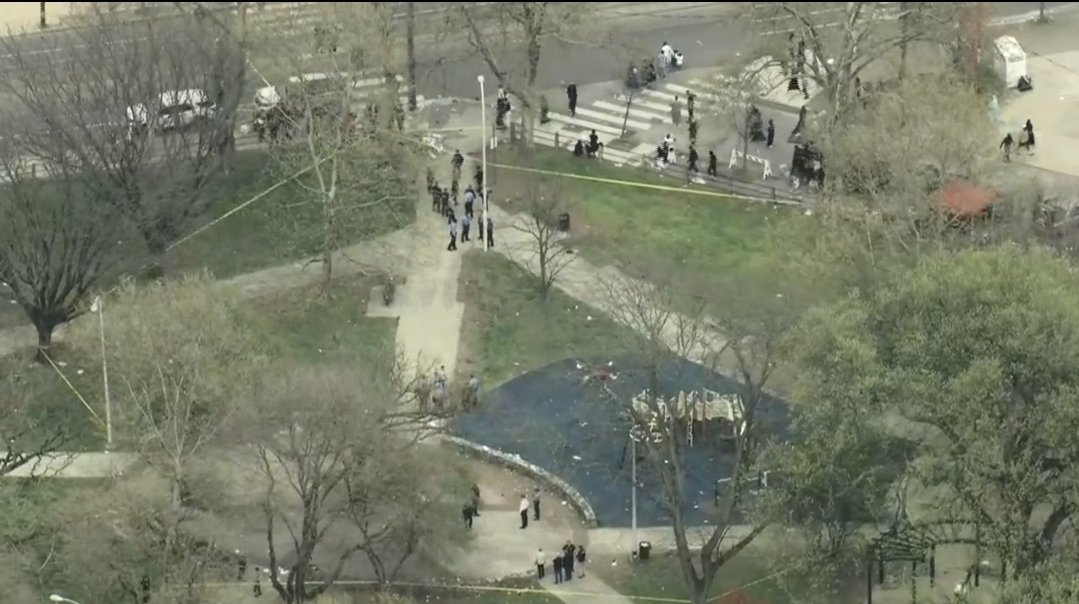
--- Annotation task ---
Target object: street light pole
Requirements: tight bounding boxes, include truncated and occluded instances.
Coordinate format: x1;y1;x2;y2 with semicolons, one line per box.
91;296;113;449
50;595;82;604
631;432;638;556
477;74;489;253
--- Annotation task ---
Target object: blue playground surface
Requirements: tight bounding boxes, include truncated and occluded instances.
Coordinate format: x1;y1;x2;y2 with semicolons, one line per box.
451;356;791;527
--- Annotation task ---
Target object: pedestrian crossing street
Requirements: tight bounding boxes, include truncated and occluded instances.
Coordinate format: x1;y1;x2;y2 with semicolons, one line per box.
530;70;818;167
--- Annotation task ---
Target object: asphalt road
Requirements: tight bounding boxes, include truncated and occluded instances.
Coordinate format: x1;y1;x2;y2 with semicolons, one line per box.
409;2;1078;100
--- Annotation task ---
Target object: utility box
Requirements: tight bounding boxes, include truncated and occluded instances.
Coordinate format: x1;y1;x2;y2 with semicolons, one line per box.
992;35;1028;89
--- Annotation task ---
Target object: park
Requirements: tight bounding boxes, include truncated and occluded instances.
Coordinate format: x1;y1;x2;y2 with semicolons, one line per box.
3;3;1079;604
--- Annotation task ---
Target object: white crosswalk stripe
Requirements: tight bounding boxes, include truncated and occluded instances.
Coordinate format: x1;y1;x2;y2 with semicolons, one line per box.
528;61;821;170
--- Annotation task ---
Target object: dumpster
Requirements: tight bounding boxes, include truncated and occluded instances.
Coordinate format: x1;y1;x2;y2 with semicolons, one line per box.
638;541;652;560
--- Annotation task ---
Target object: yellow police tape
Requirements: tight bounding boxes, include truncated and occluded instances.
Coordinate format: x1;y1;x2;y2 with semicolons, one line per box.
483;160;804;208
200;566;795;603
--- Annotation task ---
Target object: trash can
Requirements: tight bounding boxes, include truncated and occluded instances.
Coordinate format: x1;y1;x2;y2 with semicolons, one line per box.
638;541;652;561
558;212;571;232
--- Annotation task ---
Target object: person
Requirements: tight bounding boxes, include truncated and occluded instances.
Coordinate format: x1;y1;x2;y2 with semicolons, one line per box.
791;104;807;140
553;550;564;583
766;118;775;148
588;129;600;157
431;184;442;213
519;494;529;529
536;548;546;580
462;501;475;529
474;164;484;189
461;213;471;242
450;178;459;205
659;41;673;77
688;119;698;146
708;149;718;177
670;96;682;127
471;484;481;516
487;216;495;249
566;82;578;117
451;149;464;181
532;486;541;521
1022;118;1036;154
575;545;587;578
573;139;585;157
562;542;575;581
539;94;550;123
237;550;247;581
1000;132;1014;162
463;186;475;218
253;567;262;597
688;144;699;173
465;373;480;408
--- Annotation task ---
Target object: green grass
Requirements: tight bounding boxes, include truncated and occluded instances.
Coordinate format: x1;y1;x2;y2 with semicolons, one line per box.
456;250;642;387
490;146;814;304
0;275;395;452
592;553;798;603
0;149;415;332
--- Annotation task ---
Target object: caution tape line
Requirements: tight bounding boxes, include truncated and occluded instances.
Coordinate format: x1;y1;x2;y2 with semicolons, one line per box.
199;578;693;602
479;159;805;208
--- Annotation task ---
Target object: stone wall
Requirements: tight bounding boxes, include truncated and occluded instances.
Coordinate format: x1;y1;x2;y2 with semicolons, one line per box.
441;435;599;528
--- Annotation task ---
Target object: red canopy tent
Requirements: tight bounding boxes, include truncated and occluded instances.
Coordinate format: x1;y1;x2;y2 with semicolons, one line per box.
934;181;998;218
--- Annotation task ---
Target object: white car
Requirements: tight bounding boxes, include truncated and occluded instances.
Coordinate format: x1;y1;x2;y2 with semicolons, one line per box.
127;88;217;133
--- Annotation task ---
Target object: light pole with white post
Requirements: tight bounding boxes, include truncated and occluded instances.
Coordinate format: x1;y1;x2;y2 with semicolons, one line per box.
50;594;82;604
90;296;113;449
630;430;638;557
477;74;489;253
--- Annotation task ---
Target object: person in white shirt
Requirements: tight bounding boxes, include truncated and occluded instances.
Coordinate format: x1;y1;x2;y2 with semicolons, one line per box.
519;495;530;529
659;42;674;77
535;548;546;580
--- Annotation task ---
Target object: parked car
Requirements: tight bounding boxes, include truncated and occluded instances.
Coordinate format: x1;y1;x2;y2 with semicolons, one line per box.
126;88;217;134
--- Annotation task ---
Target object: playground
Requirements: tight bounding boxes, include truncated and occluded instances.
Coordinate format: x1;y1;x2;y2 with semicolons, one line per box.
452;356;791;527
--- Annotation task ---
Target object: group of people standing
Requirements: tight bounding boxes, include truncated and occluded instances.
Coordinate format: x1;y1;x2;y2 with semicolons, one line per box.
435;150;494;252
536;541;587;584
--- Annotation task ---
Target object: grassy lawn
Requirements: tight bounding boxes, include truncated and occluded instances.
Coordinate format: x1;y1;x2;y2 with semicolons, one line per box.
0;149;415;331
0;276;394;452
455;250;642;387
592;552;798;604
489;146;816;305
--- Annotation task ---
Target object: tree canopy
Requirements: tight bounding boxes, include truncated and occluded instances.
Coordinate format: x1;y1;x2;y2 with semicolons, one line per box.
788;244;1079;578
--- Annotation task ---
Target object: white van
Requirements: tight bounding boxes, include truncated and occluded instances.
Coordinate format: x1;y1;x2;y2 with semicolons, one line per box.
127;88;217;133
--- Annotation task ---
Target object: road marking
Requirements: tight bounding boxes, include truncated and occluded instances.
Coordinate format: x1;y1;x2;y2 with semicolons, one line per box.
592;100;673;125
546;112;623;136
572;106;652;131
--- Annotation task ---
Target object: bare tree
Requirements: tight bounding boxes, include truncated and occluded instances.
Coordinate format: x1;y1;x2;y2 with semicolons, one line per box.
596;275;772;604
67;274;262;548
0;136;122;358
0;8;245;270
246;358;455;603
251;3;421;292
0;368;71;476
51;474;232;604
509;182;575;297
453;3;596;144
747;2;961;119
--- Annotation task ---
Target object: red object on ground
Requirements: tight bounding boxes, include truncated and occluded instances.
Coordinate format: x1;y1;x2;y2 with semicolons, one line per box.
935;181;998;218
717;587;759;604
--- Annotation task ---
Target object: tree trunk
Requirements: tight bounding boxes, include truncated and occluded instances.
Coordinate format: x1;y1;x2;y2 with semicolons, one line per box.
621;90;635;138
741;110;751;171
406;2;417;111
899;2;910;81
33;319;55;363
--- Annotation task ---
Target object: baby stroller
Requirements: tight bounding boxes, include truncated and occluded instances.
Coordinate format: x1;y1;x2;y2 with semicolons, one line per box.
672;50;685;70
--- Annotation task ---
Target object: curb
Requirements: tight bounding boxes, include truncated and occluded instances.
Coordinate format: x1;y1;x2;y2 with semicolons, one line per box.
442;434;600;529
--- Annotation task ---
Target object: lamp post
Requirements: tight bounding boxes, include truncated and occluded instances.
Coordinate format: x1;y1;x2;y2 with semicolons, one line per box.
90;296;113;449
630;430;638;556
477;74;489;252
50;595;82;604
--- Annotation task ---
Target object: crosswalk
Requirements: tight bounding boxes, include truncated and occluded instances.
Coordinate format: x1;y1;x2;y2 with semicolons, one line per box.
529;65;820;167
750;2;900;36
